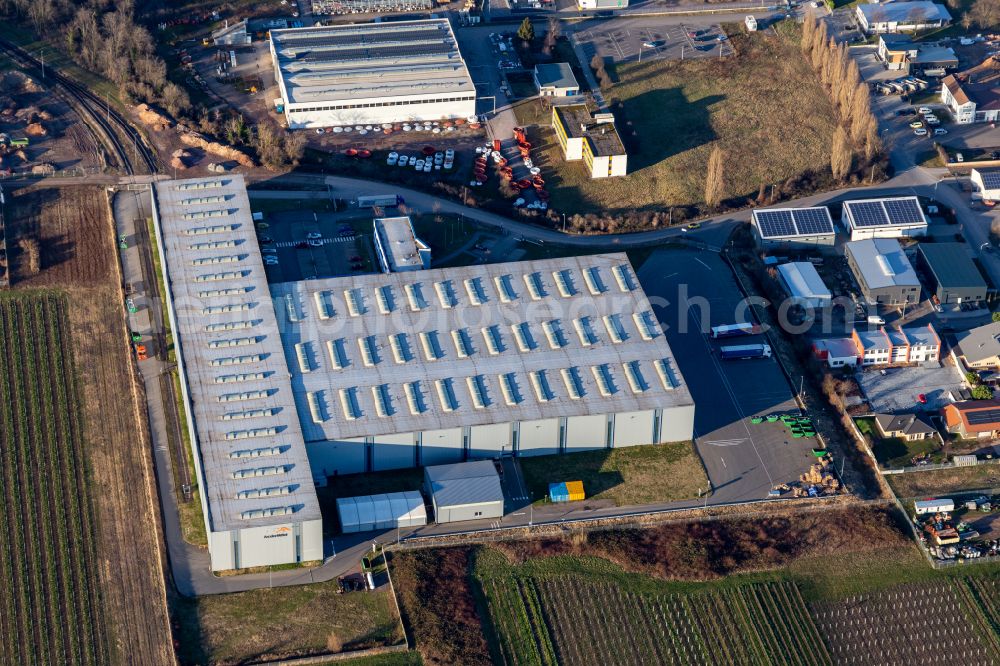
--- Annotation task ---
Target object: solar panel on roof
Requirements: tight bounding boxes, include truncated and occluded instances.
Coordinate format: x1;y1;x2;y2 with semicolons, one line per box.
979;170;1000;189
883;198;922;225
848;201;888;228
965;408;1000;426
792;208;834;235
755;210;795;238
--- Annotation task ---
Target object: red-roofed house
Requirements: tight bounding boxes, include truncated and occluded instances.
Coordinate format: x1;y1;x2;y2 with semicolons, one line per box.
944;399;1000;439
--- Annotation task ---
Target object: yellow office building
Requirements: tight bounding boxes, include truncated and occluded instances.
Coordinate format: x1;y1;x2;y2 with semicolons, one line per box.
552;104;628;179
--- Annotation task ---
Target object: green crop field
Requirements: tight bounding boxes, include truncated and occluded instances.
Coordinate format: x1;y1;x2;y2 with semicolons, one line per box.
477;554;832;666
0;291;111;664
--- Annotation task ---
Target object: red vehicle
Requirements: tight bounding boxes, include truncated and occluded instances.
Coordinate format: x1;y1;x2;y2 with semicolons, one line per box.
918;393;927;404
295;241;310;249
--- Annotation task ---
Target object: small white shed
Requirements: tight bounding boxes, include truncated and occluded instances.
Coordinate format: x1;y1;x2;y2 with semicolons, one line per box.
745;15;758;32
336;491;428;533
913;498;954;515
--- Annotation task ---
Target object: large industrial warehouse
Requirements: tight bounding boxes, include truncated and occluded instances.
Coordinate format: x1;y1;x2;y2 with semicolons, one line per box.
152;176;323;572
271;253;696;476
269;19;476;129
153;177;695;565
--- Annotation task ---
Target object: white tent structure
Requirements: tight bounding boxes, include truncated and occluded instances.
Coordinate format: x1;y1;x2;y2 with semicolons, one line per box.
336;491;427;533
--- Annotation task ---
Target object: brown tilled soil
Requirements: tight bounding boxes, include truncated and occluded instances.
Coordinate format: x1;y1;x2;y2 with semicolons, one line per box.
10;185;174;665
4;187;116;287
68;284;174;665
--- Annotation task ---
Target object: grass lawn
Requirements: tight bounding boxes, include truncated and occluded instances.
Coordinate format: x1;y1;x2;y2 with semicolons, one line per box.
174;582;405;665
519;442;708;506
856;417;941;468
533;26;836;216
887;464;1000;498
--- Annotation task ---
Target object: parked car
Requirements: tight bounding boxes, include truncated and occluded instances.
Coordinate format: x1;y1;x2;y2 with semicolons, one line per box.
918;393;927;404
933;128;948;136
259;236;273;244
264;256;279;265
914;128;928;136
308;239;323;247
349;255;362;262
261;248;277;254
918;107;933;114
909;120;924;128
925;117;940;126
295;241;310;249
306;232;322;240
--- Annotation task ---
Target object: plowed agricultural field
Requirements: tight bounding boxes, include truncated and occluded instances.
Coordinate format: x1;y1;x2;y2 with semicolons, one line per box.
0;291;111;665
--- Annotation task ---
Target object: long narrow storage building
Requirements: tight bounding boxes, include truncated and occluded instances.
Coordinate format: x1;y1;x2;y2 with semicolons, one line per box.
152;175;323;571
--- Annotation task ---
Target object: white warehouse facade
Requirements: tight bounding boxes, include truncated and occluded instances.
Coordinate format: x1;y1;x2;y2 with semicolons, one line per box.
270;19;476;129
271;254;695;477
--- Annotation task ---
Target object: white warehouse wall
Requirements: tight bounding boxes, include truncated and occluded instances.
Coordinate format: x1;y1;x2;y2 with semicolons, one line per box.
307;438;366;476
284;98;477;130
469;423;513;457
208;518;323;571
420;428;465;466
373;433;418;471
517;418;561;456
659;404;696;443
565;414;609;452
612;410;656;447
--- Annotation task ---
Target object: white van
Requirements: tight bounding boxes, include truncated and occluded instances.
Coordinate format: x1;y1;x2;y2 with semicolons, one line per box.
867;315;885;325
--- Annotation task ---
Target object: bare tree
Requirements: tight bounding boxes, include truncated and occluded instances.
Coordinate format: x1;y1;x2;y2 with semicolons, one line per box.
543;17;561;56
283;132;307;165
801;11;816;54
968;0;1000;27
831;126;853;180
811;21;829;72
161;82;190;117
839;60;861;113
850;83;873;143
705;146;726;209
864;118;882;161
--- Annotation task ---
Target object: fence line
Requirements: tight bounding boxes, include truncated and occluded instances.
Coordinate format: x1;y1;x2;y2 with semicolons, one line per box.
881;458;1000;475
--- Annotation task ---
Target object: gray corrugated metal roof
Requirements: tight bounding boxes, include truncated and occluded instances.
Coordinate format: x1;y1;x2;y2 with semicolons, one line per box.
425;461;503;507
846;239;919;290
917;242;987;290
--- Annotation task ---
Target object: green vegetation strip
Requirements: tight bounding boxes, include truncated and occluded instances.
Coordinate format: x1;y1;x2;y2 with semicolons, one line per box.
0;291;111;664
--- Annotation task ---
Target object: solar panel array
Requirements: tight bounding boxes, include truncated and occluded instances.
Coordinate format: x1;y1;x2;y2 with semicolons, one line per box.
755;207;834;239
979;169;1000;190
848;201;887;228
846;198;924;228
965;407;1000;426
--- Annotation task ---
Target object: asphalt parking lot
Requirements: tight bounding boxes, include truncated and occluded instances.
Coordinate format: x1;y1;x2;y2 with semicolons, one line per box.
857;363;966;413
637;249;818;502
572;18;733;65
252;207;376;283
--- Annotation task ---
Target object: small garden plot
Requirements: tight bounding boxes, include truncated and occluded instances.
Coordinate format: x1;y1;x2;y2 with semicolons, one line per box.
855;416;942;468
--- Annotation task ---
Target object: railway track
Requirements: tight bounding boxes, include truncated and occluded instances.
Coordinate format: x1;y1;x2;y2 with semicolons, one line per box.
0;38;158;175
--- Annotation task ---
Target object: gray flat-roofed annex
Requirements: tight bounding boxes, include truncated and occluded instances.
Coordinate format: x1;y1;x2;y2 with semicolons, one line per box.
375;216;427;271
270;253;694;442
270;19;474;106
845;239;919;290
425;460;503;507
154;176;320;533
